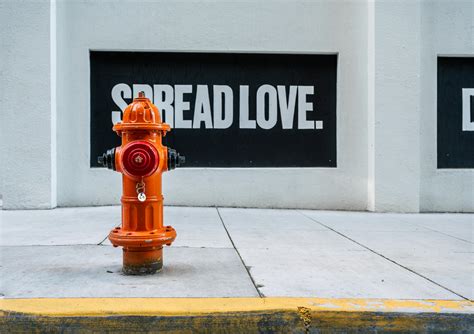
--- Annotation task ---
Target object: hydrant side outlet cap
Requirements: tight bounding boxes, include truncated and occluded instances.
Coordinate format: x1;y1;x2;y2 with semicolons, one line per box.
98;148;116;170
121;141;159;178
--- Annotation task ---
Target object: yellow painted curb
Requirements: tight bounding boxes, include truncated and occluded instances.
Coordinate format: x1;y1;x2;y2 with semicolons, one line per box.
1;298;473;317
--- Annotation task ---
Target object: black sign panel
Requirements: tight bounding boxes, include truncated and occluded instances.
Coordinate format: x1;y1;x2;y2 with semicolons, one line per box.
90;52;337;167
438;57;474;168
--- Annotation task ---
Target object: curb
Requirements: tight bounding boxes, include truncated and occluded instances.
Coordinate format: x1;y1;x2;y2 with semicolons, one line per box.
1;298;473;333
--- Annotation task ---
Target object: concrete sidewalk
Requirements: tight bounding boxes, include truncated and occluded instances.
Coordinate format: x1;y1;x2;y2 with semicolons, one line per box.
0;206;472;300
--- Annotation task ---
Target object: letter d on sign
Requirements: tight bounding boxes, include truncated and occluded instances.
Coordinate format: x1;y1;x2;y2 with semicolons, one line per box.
462;88;474;131
214;85;233;129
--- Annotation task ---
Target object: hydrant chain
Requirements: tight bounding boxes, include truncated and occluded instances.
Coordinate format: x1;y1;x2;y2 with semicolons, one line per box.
136;180;146;202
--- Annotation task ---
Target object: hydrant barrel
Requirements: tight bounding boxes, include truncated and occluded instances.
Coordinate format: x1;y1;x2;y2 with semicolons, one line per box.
98;91;184;275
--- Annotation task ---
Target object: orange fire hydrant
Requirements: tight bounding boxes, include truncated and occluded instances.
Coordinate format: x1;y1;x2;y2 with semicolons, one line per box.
98;91;184;275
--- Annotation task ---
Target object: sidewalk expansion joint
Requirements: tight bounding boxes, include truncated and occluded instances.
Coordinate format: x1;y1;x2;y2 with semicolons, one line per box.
216;207;264;298
298;211;470;301
418;225;473;244
98;223;121;245
0;244;103;247
0;244;234;250
97;235;109;246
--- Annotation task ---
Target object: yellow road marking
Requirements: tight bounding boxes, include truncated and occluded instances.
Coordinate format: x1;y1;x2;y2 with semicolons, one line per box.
1;298;472;317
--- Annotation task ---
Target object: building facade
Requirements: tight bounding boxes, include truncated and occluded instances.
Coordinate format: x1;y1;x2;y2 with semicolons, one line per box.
1;0;473;212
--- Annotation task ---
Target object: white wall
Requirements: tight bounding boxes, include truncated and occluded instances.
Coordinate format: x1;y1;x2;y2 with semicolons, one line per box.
56;0;369;210
367;0;473;213
368;0;421;212
1;0;472;212
419;0;474;212
0;0;56;209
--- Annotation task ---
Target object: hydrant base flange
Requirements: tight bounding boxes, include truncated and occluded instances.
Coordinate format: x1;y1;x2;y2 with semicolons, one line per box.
108;226;176;248
122;247;163;275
